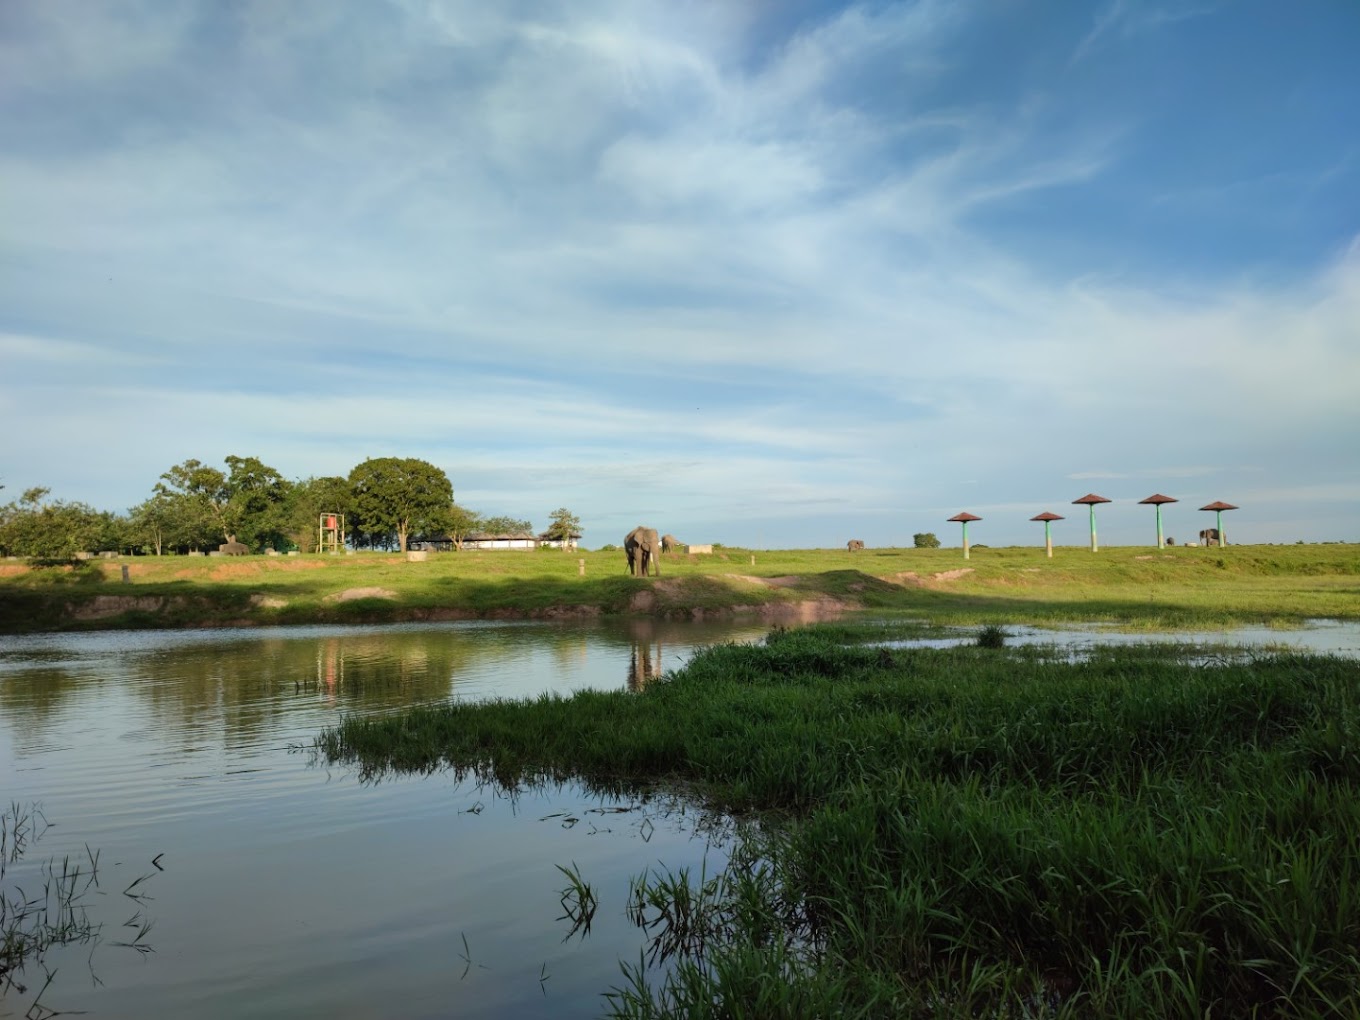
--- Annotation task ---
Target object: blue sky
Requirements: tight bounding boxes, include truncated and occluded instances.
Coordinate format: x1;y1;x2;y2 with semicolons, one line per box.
2;0;1357;549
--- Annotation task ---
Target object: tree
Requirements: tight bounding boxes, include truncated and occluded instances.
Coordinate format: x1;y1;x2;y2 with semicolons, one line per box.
543;508;582;544
286;475;353;552
154;460;229;550
0;487;103;561
441;503;482;551
478;515;533;537
913;532;941;549
347;457;453;554
223;455;292;550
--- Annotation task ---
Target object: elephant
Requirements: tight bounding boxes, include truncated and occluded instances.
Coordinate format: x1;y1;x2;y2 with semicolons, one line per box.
1199;528;1222;547
847;539;865;552
219;541;250;556
624;527;661;577
661;534;680;554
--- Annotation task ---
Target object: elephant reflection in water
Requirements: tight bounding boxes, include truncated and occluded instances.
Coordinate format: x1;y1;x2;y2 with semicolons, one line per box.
626;620;666;691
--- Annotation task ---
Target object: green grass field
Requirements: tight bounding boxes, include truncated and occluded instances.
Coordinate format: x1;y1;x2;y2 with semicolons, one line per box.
0;542;1356;633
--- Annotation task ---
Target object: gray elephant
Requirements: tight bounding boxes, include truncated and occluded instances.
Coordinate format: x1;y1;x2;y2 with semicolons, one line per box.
624;527;661;577
219;541;250;556
847;539;865;551
661;534;680;554
1199;528;1222;547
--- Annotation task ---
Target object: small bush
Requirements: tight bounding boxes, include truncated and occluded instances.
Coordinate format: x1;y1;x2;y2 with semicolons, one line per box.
976;624;1007;648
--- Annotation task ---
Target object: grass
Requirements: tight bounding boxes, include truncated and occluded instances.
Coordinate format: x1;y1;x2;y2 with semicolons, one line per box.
316;626;1360;1018
0;542;1357;633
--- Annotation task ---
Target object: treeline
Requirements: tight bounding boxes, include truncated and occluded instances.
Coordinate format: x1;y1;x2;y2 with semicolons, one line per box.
0;456;559;559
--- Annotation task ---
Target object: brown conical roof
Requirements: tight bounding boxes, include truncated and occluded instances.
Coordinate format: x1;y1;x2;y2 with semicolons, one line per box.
947;512;982;522
1139;493;1178;505
1199;501;1239;511
1030;511;1064;521
1072;493;1111;505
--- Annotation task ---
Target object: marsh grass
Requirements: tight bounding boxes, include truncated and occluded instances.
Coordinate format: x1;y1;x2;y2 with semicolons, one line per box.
1;804;100;999
318;627;1360;1017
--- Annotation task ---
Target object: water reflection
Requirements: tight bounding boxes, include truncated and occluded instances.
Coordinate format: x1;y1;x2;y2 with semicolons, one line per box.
625;619;667;691
0;619;778;1018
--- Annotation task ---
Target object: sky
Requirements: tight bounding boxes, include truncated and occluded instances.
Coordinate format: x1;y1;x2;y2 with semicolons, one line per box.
2;0;1358;550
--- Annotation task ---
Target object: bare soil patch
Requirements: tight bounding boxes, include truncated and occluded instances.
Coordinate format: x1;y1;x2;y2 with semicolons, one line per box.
727;574;802;588
889;568;975;587
67;595;168;620
324;587;399;603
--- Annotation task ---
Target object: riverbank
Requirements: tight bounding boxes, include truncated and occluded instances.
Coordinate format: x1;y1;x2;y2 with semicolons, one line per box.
317;626;1360;1017
0;543;1356;633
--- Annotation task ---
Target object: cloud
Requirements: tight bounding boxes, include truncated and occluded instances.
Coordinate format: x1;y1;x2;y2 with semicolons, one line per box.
0;1;1356;546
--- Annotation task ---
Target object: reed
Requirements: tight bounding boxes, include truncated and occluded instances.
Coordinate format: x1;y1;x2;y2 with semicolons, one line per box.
318;627;1360;1016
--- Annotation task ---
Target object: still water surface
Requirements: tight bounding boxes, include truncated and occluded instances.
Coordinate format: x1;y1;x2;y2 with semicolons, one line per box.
3;617;1358;1019
0;619;770;1020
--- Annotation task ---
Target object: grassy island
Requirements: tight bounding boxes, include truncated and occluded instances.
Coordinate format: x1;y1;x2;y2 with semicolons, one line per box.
318;626;1360;1017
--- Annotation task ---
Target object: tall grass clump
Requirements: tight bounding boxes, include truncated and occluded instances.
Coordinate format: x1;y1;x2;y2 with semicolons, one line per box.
318;627;1360;1017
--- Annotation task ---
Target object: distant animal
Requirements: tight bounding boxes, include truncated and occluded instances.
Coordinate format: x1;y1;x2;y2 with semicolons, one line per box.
1199;528;1222;547
661;534;680;554
220;541;250;556
624;527;661;577
1165;537;1176;546
847;539;865;551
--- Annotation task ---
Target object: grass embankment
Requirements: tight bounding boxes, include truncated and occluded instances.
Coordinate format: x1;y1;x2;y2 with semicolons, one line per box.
0;543;1356;633
318;627;1360;1018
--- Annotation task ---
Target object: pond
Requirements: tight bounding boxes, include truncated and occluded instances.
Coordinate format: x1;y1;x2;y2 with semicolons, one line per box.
886;617;1360;659
4;616;1357;1019
0;618;770;1020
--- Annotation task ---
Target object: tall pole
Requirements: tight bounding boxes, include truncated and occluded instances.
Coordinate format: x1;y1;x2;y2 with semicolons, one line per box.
1216;509;1225;546
1045;519;1053;558
1155;504;1164;549
962;520;970;560
1089;503;1098;552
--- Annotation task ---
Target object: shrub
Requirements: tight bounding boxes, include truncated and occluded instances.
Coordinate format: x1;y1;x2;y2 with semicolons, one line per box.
913;532;941;549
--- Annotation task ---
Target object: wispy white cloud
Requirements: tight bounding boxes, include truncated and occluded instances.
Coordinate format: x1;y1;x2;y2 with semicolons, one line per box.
1;0;1356;546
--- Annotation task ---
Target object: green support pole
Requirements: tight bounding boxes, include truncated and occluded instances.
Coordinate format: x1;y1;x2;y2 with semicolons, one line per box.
962;521;970;560
1045;521;1053;558
1089;504;1098;553
1216;509;1225;547
1156;505;1164;549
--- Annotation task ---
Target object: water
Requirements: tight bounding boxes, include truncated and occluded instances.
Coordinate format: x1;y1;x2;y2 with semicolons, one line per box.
0;619;769;1020
882;618;1360;659
4;616;1357;1019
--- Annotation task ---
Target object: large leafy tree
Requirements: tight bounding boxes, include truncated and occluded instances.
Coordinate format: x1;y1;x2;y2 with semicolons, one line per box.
154;459;229;550
347;457;453;553
0;487;103;561
152;456;292;551
223;455;292;550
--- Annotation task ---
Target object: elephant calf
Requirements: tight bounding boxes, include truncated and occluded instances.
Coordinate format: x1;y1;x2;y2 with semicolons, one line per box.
847;539;865;552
